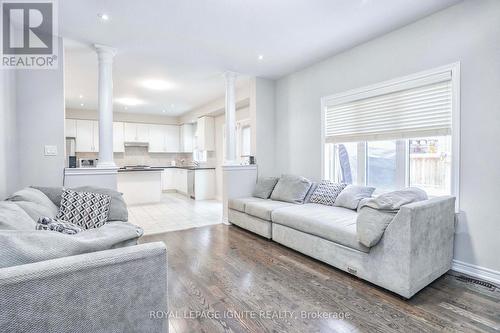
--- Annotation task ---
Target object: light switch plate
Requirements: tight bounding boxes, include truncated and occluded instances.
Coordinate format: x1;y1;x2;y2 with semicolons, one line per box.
44;145;58;156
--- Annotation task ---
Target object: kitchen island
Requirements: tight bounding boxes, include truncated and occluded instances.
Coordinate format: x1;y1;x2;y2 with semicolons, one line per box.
117;167;163;205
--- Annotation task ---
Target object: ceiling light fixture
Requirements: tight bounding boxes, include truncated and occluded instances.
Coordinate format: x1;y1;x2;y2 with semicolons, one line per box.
98;13;109;21
258;54;264;60
79;94;83;99
162;109;166;113
141;79;173;91
80;103;84;107
115;97;144;106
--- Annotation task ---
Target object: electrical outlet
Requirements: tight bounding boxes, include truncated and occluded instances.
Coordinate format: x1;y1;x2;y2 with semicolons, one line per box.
44;145;58;156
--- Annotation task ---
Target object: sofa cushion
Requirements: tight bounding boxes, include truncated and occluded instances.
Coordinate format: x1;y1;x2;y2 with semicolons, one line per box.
0;202;37;231
309;181;346;206
244;200;296;221
252;177;279;199
33;186;129;222
270;174;312;204
228;197;268;213
271;203;369;252
57;189;111;229
334;185;375;210
8;188;59;217
12;201;57;222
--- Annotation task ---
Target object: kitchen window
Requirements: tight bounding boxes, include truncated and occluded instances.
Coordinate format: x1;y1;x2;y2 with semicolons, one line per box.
322;64;460;204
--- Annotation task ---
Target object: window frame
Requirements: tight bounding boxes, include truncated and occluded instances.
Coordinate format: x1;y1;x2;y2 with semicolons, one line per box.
321;63;460;210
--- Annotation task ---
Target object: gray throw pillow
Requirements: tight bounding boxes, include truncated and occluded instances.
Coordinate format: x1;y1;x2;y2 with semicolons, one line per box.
8;188;59;217
0;201;37;231
304;182;319;203
252;177;279;199
309;181;347;206
31;186;63;207
57;189;111;229
270;175;312;204
334;185;375;210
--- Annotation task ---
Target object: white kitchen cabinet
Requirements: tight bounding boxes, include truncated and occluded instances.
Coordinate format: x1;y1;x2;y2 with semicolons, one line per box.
65;119;77;138
75;120;99;152
177;169;188;194
194;169;216;200
149;124;167;153
148;125;180;153
196;116;215;151
161;168;176;191
113;122;125;153
124;122;150;142
179;123;194;152
165;125;180;152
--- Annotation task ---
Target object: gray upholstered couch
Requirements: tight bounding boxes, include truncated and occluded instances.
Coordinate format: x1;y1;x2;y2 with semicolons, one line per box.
0;187;168;332
228;179;456;299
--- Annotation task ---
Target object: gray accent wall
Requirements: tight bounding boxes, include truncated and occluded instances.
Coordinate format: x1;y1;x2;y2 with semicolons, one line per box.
0;67;18;199
274;0;500;274
15;37;65;189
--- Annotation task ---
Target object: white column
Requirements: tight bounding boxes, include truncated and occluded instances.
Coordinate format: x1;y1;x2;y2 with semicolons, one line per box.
224;71;238;165
94;44;117;168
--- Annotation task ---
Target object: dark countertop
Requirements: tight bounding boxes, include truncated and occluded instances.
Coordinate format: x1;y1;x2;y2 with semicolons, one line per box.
118;166;216;172
155;166;216;170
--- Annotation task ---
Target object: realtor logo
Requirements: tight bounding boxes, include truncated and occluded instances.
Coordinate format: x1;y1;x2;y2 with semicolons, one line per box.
1;0;58;69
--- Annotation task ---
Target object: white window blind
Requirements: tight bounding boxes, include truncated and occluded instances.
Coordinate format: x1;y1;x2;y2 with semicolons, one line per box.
324;71;453;143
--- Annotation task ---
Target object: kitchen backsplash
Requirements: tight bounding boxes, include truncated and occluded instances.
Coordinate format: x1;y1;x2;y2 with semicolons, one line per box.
76;146;195;167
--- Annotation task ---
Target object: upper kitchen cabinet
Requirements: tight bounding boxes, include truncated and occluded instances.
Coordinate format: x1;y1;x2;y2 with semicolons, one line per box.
124;122;150;142
113;122;125;153
148;124;180;153
179;123;194;153
65;119;77;138
75;120;99;152
196;116;215;151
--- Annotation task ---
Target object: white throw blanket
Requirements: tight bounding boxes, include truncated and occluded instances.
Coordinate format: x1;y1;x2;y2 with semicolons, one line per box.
356;188;428;247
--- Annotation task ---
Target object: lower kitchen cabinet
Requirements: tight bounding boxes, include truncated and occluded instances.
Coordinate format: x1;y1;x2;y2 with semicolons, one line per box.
161;168;188;194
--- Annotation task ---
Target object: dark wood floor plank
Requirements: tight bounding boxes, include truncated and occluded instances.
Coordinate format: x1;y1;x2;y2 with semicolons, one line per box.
141;224;500;333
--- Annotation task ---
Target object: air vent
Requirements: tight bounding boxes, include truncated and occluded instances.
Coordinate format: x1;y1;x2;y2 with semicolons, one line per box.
456;275;497;290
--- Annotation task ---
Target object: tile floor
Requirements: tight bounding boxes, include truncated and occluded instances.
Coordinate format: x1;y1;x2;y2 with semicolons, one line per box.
127;192;223;235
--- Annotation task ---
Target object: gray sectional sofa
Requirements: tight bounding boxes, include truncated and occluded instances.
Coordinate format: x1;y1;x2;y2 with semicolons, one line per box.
0;187;168;333
228;176;456;298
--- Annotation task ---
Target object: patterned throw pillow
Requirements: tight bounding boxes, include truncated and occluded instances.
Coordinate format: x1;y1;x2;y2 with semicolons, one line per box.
309;181;347;206
36;216;83;235
57;189;111;229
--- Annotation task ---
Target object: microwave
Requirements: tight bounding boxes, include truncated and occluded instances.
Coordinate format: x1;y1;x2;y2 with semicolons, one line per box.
79;159;98;168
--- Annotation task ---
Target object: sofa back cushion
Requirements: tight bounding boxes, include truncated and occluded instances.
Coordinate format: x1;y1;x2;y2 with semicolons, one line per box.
270;175;312;204
7;188;59;217
309;181;346;206
252;177;279;199
33;186;129;222
334;185;375;210
12;201;57;222
0;201;37;230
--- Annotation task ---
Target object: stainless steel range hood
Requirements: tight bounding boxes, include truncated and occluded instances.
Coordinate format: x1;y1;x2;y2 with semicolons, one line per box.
124;142;149;147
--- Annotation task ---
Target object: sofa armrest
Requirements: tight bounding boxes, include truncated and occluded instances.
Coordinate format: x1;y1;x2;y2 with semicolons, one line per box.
378;196;456;296
0;242;168;333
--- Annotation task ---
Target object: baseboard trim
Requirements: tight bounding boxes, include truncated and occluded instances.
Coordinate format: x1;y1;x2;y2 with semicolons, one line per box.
452;260;500;286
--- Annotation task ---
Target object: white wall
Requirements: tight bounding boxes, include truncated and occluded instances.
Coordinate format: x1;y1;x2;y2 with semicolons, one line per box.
0;69;18;199
274;0;500;275
15;38;65;188
249;77;276;177
215;107;250;200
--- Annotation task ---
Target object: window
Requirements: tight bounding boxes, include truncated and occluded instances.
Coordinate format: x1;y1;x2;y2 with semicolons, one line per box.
240;125;251;157
322;64;459;202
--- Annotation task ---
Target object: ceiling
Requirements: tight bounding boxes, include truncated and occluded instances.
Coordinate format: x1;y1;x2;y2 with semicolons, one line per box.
61;0;461;116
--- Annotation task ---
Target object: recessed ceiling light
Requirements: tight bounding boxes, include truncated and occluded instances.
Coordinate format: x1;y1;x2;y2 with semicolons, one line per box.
258;55;264;60
162;109;166;113
124;106;128;110
115;97;143;106
98;13;109;21
80;103;84;107
79;94;83;99
141;79;173;91
171;104;174;107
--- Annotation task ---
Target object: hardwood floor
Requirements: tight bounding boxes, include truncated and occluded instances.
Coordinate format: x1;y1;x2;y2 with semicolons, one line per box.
141;224;500;333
